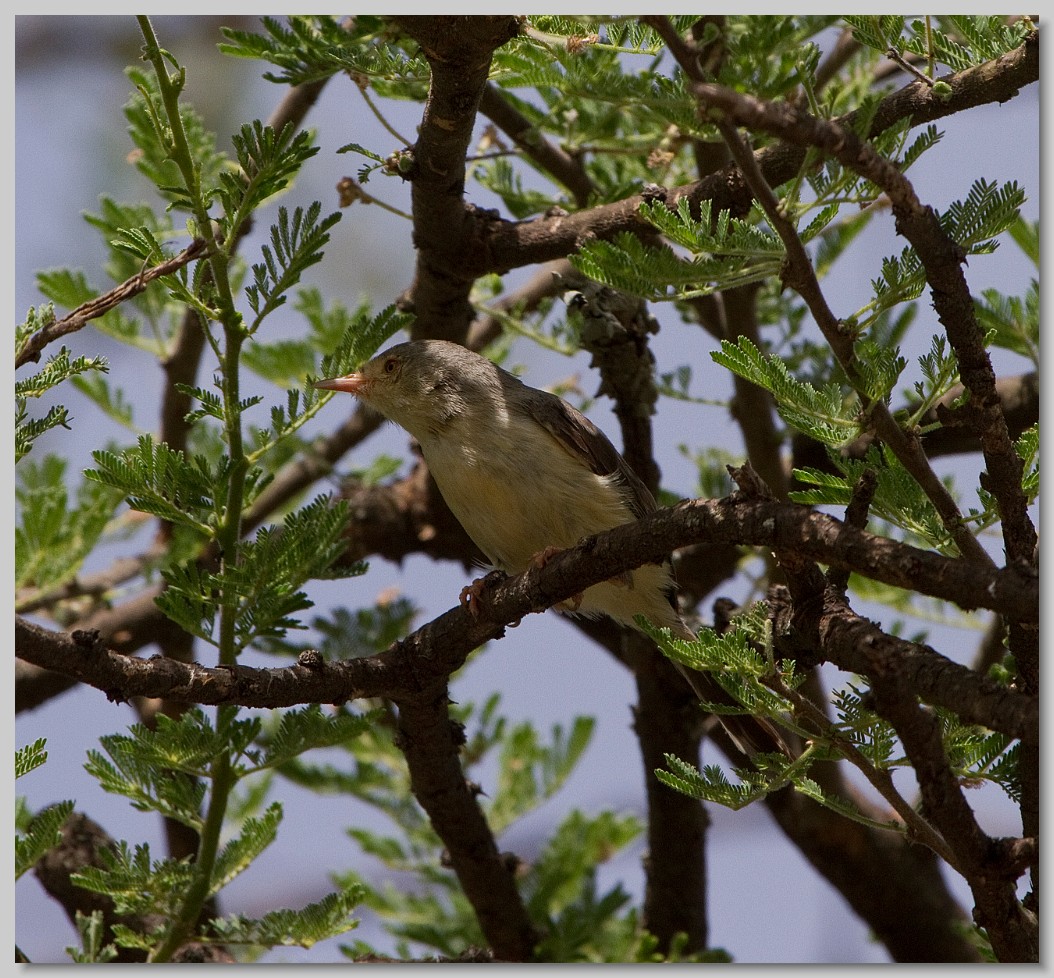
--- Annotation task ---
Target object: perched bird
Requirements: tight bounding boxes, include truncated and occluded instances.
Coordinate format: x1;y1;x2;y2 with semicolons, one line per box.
315;339;785;756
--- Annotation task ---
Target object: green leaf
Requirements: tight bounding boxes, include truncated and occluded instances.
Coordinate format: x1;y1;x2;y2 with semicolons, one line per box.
656;754;772;810
206;884;364;948
83;709;261;829
124;67;226;214
791;444;962;553
16;800;76;879
1014;424;1039;502
486;716;595;833
244;203;342;328
255;706;376;771
15;738;50;780
939;178;1026;255
67;911;119;964
15;346;108;402
571;197;785;302
524;808;641;918
973;282;1038;364
85;435;218;536
711;335;861;447
210;803;282;893
72;841;194;920
219;16;430;93
16;456;124;594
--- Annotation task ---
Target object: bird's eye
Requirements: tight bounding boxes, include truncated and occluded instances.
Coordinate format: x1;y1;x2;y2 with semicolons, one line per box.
383;358;397;374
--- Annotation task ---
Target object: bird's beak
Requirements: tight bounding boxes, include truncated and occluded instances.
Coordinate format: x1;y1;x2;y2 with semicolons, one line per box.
313;372;368;396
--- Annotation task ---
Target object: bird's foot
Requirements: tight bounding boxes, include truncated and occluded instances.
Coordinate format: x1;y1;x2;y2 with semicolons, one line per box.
459;580;485;617
529;545;563;568
459;569;506;618
530;546;586;611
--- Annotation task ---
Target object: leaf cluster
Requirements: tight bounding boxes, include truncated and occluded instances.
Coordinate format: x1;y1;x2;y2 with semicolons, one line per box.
15;341;108;463
219;16;430;96
69;706;375;957
845;15;1033;73
156;497;361;649
16;739;76;881
16;455;123;598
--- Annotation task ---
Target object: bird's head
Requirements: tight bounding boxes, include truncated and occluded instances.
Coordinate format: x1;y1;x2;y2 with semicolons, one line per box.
314;340;496;440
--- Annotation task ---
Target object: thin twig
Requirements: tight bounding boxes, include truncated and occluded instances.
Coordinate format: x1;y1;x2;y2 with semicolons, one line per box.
16;240;207;369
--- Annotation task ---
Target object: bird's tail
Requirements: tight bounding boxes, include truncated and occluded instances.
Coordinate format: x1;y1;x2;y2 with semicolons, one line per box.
662;617;794;759
672;662;794;759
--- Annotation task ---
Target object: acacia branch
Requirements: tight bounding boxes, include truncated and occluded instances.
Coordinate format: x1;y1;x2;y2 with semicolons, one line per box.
459;32;1038;277
159;76;331;458
791;370;1039;483
693;71;1038;574
690;65;1042;884
868;657;1038;962
702;92;992;566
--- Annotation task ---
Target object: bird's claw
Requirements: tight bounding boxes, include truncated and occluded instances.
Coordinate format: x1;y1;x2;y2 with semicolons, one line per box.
459;579;487;617
459;569;506;618
530;545;564;568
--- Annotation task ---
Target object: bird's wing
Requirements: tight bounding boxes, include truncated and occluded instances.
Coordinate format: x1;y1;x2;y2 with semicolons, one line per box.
522;389;657;520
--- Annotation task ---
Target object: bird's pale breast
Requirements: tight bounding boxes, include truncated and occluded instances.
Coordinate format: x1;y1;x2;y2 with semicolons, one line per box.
422;415;630;573
419;415;688;637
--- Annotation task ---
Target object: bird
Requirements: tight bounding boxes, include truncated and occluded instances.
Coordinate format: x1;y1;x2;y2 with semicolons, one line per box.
315;339;787;757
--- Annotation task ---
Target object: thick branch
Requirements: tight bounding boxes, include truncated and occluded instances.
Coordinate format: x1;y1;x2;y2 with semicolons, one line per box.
572;272;709;953
769;588;1037;744
391;16;521;341
396;690;537;960
16;497;1037;720
631;636;709;952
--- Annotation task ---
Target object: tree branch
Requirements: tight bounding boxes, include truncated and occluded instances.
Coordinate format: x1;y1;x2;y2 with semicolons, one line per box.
867;657;1038;961
768;586;1036;744
16;240;207;369
700;88;992;567
693;66;1038;574
456;32;1038;277
16;497;1037;720
390;16;522;341
395;690;537;960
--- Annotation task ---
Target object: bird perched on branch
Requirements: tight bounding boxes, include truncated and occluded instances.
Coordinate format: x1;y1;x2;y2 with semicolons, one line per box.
315;339;786;757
